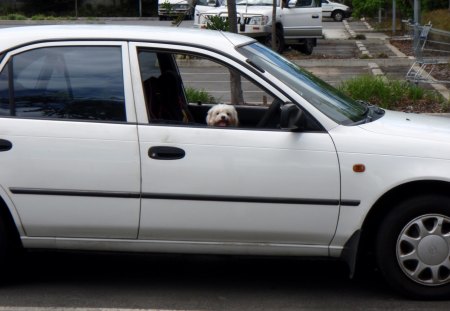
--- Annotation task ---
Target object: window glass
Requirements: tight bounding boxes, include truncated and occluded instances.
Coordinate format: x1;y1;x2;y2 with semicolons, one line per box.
0;46;126;121
0;61;9;116
138;49;284;129
238;42;366;125
296;0;313;7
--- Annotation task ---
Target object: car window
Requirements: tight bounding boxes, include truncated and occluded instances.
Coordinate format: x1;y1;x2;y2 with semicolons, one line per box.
137;49;294;130
296;0;314;7
0;46;126;122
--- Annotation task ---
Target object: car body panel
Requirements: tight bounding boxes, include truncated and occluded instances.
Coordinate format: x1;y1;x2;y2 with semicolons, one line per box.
137;125;341;244
0;26;449;268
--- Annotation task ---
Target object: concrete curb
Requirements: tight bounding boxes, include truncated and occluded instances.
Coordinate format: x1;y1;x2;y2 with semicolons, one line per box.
343;20;356;38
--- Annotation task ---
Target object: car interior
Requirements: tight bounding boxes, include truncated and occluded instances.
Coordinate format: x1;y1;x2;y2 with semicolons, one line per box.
138;49;321;131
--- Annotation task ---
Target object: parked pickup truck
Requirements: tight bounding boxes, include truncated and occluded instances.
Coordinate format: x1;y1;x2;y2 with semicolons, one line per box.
194;0;323;55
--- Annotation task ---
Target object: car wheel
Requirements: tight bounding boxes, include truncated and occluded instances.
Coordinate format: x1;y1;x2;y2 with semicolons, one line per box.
296;39;314;55
332;10;344;22
376;194;450;299
265;27;285;54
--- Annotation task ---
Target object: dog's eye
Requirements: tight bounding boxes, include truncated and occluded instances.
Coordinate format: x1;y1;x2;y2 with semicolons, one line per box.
226;112;230;116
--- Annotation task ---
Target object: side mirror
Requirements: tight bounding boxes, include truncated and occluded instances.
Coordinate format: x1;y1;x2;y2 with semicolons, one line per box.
280;103;306;131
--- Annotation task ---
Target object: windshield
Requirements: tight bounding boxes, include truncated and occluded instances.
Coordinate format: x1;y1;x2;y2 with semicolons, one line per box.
238;42;367;125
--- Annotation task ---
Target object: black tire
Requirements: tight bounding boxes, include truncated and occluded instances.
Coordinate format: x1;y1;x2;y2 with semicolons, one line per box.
376;194;450;299
297;39;315;55
332;10;344;22
264;27;285;54
0;214;8;265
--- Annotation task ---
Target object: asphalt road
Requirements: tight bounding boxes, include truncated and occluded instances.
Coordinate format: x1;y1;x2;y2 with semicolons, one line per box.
2;250;450;310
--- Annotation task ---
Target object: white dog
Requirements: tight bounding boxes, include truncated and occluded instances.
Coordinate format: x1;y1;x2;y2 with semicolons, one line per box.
206;104;239;127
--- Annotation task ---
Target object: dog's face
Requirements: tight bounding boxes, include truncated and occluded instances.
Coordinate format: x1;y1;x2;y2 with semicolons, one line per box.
206;104;239;127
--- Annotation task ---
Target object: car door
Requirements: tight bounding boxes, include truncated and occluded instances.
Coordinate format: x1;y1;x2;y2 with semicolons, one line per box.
0;42;141;239
129;43;340;252
321;0;333;18
282;0;322;38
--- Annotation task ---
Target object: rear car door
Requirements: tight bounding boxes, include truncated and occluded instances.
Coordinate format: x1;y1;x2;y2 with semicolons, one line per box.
129;43;341;253
0;42;141;239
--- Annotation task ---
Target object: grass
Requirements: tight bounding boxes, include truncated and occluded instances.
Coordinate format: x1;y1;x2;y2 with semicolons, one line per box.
422;9;450;32
0;13;26;20
338;75;449;112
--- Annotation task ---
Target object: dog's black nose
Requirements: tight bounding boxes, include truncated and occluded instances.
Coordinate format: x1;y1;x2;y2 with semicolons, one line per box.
221;116;226;120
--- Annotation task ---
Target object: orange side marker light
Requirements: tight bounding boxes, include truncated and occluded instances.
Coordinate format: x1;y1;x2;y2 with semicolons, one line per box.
353;164;366;173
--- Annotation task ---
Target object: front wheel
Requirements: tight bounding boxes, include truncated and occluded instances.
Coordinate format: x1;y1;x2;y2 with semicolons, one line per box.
376;195;450;299
264;28;285;54
295;39;315;55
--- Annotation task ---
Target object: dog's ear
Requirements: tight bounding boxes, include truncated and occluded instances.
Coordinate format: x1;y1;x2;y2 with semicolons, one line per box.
231;107;239;126
206;107;214;125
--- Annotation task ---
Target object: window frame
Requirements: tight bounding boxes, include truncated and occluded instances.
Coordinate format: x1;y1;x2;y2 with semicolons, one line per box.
0;41;136;124
128;42;297;128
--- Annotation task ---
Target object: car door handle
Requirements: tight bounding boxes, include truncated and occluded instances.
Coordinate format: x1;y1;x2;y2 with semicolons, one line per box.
312;15;320;19
148;146;185;160
0;139;12;152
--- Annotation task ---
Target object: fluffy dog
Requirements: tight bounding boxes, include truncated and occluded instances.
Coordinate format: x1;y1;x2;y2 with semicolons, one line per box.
206;104;239;127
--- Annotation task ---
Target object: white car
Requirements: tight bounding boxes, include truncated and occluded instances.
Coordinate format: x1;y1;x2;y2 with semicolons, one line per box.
321;0;352;21
0;25;449;299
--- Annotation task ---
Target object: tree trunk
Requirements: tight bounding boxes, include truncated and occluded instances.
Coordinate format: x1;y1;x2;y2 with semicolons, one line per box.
272;0;277;50
226;0;244;105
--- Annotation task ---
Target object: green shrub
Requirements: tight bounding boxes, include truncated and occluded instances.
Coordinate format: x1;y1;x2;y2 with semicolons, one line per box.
185;87;215;104
31;14;47;20
6;13;26;20
338;75;448;112
205;15;229;31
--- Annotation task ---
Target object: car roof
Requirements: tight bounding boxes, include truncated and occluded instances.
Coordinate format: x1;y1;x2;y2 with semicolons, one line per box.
0;25;255;53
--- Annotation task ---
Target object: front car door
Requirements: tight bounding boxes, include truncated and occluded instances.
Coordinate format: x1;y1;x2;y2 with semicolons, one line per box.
0;42;141;241
129;42;340;255
282;0;322;38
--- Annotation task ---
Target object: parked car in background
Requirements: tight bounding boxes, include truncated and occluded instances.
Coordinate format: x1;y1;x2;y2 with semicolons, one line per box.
0;25;450;299
321;0;351;21
194;0;322;54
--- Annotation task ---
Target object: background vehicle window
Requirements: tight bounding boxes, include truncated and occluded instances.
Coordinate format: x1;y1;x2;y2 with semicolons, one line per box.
0;46;126;121
296;0;314;7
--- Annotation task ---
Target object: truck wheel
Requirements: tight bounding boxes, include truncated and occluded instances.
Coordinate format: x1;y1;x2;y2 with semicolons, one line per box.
332;10;344;22
376;194;450;299
265;28;285;54
295;39;314;55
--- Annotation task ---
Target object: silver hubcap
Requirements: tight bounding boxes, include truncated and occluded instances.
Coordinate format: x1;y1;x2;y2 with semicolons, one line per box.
397;214;450;286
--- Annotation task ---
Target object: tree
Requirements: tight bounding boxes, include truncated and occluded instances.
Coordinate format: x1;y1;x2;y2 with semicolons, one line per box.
226;0;244;105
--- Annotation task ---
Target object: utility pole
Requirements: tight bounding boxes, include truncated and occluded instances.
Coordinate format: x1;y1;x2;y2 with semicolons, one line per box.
414;0;420;24
392;0;396;35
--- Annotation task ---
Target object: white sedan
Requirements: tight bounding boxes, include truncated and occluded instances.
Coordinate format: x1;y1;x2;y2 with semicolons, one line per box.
0;25;449;299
